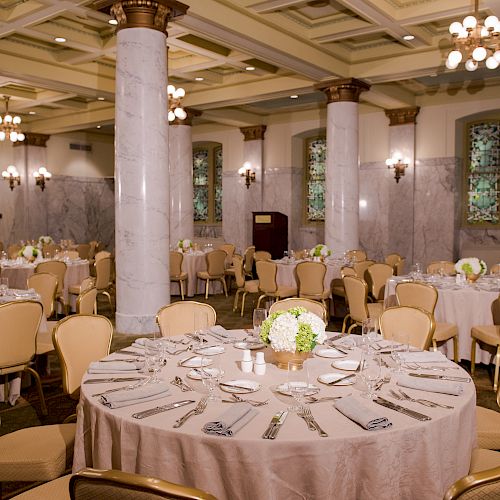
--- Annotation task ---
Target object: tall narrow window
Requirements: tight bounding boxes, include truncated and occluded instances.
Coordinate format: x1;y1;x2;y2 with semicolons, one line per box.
465;121;500;226
305;136;326;223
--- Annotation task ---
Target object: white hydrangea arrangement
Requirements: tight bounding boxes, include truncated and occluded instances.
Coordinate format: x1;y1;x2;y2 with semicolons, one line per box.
177;239;193;252
259;307;327;353
38;235;54;247
455;257;487;276
19;245;39;260
311;244;331;257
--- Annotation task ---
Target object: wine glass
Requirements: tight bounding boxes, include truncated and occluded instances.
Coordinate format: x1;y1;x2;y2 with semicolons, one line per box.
361;318;377;352
287;360;309;411
144;339;162;384
361;354;381;400
199;356;219;401
252;308;268;338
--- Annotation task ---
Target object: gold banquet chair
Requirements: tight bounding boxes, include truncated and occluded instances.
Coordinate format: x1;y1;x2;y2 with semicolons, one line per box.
55;250;79;260
296;261;330;309
156;301;216;336
218;243;235;260
170;251;188;300
243;245;256;278
77;243;90;260
269;298;328;325
476;387;500;451
76;286;98;315
196;249;228;299
255;260;297;309
353;259;375;282
232;255;259;317
379;306;435;351
427;260;456;275
345;249;367;263
491;263;500;275
35;260;68;315
95;256;113;311
224;253;241;293
366;262;393;302
396;281;459;362
68;276;95;309
385;253;403;271
254;250;272;262
330;266;356;316
342;276;383;334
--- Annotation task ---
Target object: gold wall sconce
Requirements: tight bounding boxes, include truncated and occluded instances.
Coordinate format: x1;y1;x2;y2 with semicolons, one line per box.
386;156;409;183
2;165;20;190
33;166;52;191
238;162;256;189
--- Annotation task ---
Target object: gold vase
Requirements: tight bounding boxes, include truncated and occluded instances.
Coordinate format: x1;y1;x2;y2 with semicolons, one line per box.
273;350;309;370
466;273;480;283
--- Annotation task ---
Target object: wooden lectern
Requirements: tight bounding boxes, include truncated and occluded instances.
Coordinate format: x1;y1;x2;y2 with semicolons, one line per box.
252;212;288;259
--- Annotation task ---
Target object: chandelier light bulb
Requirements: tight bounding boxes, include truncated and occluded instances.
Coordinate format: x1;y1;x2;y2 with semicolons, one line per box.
168;110;175;121
13;116;21;125
449;21;463;35
39;167;47;175
174;87;185;98
486;56;500;69
472;46;487;61
0;131;5;141
463;15;477;29
17;133;24;141
45;171;52;179
494;22;500;33
167;84;176;95
457;28;469;39
465;58;478;71
2;170;8;178
9;131;17;141
484;15;499;29
4;114;12;123
448;50;462;66
446;58;459;70
494;50;500;62
7;165;17;174
480;26;489;37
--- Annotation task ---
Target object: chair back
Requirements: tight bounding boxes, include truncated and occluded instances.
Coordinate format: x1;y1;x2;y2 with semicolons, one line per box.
70;468;218;500
254;250;272;262
76;287;97;314
7;244;21;259
269;298;327;325
256;260;278;293
346;249;367;263
77;244;91;260
395;258;405;276
88;240;98;260
353;260;375;280
395;281;438;314
296;261;326;296
156;301;216;336
385;253;402;268
78;277;95;293
53;314;113;397
343;276;369;323
379;306;435;350
170;251;183;278
233;255;245;288
218;243;235;259
35;260;67;294
243;246;255;274
95;250;111;262
95;257;111;290
426;260;456;275
27;272;58;319
491;297;500;326
206;250;226;277
366;263;393;301
56;250;79;260
491;263;500;274
43;243;60;258
341;266;356;278
443;465;500;500
0;301;43;372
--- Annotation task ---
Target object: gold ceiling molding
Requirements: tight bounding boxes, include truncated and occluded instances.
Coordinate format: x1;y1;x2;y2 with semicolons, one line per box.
170;107;201;126
385;106;420;126
240;125;267;141
13;133;50;148
315;78;371;103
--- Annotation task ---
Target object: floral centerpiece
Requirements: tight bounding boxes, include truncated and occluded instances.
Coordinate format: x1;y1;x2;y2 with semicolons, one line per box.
38;235;54;248
19;245;39;262
310;244;331;261
177;239;193;253
455;257;487;282
260;307;327;369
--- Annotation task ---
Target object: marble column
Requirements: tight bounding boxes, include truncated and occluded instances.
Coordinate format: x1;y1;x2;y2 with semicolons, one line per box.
169;109;200;245
315;78;370;254
109;0;188;334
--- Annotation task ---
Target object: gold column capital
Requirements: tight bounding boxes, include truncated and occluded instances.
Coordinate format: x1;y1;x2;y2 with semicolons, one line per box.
13;133;50;148
385;107;420;126
240;125;267;141
170;108;201;126
93;0;188;33
314;78;371;103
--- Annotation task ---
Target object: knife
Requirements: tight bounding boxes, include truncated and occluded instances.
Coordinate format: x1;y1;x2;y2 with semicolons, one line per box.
262;411;284;439
326;374;356;385
409;373;470;383
116;349;144;356
374;397;431;421
132;400;195;419
269;410;288;439
84;377;146;384
219;382;254;392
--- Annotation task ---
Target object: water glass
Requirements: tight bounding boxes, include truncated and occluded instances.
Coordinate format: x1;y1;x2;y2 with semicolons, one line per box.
287;360;309;411
200;356;219;401
361;354;381;400
361;318;377;350
253;308;268;338
144;339;162;384
0;277;9;296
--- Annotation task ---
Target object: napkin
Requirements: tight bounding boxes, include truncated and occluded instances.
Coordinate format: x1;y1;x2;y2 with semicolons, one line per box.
399;351;448;363
397;375;463;396
88;360;144;374
130;337;150;349
202;403;258;437
100;383;170;409
209;325;230;338
334;396;392;431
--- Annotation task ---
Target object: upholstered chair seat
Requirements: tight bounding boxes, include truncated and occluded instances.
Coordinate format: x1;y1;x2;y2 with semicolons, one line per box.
170;251;188;300
476;406;500;450
471;322;500;391
232;255;259;316
11;474;72;499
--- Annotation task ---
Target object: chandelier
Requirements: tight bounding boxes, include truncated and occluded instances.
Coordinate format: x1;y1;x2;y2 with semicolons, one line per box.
167;85;187;122
447;0;500;71
0;96;25;142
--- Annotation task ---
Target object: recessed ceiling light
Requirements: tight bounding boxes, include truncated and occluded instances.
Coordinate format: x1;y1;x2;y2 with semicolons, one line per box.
245;66;255;71
403;34;415;41
28;111;36;115
96;125;101;129
195;77;204;81
54;37;66;43
108;19;118;25
97;97;105;101
290;95;299;99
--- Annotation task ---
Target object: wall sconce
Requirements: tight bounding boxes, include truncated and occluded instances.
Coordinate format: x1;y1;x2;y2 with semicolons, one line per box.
2;165;20;190
385;156;409;183
33;166;52;191
238;162;256;189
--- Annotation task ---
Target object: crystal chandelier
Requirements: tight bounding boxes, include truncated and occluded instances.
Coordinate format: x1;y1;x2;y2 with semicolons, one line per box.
167;85;187;122
447;0;500;71
0;96;25;142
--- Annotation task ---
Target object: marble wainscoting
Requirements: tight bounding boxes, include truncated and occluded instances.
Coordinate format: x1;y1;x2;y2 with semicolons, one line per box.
222;171;248;253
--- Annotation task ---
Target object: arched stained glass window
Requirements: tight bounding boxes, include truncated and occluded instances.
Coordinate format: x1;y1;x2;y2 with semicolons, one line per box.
465;121;500;226
305;136;326;223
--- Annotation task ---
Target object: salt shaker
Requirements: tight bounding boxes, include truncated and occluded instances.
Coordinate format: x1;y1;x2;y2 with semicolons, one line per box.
254;351;266;375
241;349;253;373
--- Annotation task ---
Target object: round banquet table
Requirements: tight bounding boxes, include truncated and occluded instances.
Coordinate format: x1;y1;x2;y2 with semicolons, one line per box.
385;275;499;363
74;331;476;500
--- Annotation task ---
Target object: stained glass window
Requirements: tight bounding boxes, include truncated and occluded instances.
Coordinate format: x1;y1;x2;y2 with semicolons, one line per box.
193;149;209;221
465;121;500;226
215;146;223;222
306;137;326;222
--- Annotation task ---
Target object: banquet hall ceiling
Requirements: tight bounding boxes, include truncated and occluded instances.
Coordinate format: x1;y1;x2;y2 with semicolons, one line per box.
0;0;499;134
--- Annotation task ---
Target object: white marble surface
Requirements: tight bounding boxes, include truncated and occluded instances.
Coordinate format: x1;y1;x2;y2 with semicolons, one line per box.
222;171;246;254
169;124;194;245
115;27;169;334
244;139;264;248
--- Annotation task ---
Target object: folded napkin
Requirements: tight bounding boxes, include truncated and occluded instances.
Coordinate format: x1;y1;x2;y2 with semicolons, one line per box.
100;383;170;409
399;351;448;363
397;374;463;396
130;337;150;349
202;402;258;437
334;396;392;431
88;360;143;374
210;325;230;338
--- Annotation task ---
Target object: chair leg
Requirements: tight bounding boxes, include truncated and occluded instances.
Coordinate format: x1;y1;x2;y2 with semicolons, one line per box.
180;280;185;301
347;323;357;334
205;279;209;299
452;336;459;364
25;366;48;416
431;339;438;352
470;338;477;375
494;346;500;392
256;294;265;309
102;291;112;310
341;313;351;333
241;292;248;317
233;289;241;312
220;278;228;298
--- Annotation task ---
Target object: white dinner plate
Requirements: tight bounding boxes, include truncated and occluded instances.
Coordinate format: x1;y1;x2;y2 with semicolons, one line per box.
219;379;261;394
331;359;360;371
276;383;320;397
193;345;225;355
315;348;346;359
317;372;356;386
233;341;266;350
187;368;222;380
178;356;213;368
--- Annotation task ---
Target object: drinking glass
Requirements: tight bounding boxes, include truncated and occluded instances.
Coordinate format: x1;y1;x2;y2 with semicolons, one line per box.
287;360;309;411
361;354;381;400
200;356;219;401
361;318;377;351
144;339;162;384
253;308;268;338
283;250;288;260
0;277;9;296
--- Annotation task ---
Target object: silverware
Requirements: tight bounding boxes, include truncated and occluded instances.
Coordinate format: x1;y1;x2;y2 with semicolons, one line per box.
374;397;431;421
397;389;454;410
170;376;193;392
177;354;198;367
205;331;233;344
390;389;435;408
298;407;316;431
132;400;195;419
173;397;208;428
408;373;470;383
219;382;255;392
375;375;391;391
84;377;146;384
303;406;328;437
262;411;284;439
269;410;288;439
98;358;138;363
326;374;356;385
230;394;269;406
116;349;144;356
91;378;149;397
168;345;193;356
304;395;347;404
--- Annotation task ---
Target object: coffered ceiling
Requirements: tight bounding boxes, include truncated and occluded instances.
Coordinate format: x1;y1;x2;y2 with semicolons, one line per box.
0;0;498;135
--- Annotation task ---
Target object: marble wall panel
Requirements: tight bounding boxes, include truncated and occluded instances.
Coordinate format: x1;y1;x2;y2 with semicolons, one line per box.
222;171;247;253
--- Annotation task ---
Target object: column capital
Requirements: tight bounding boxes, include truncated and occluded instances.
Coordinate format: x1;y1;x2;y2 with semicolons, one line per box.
13;133;50;148
240;125;267;141
385;107;420;126
170;108;201;126
314;78;370;103
93;0;188;33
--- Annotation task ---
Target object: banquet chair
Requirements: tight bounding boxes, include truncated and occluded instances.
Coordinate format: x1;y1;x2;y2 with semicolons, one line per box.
353;259;375;282
156;301;216;336
342;276;383;333
395;258;406;276
345;249;367;263
224;253;241;293
232;255;259;317
88;240;98;260
94;250;111;262
270;298;328;325
218;243;235;260
43;243;61;259
35;260;68;315
95;256;113;311
476;387;500;450
293;249;307;260
7;243;21;259
76;286;98;315
470;297;500;391
295;261;330;309
68;276;95;304
53;314;113;400
491;263;500;275
254;250;272;262
196;249;228;299
0;300;47;415
243;245;255;278
395;282;459;362
366;263;393;302
69;468;218;500
77;243;90;260
427;260;456;275
55;250;79;260
255;260;297;309
170;251;188;300
330;266;356;315
385;253;405;275
379;306;435;350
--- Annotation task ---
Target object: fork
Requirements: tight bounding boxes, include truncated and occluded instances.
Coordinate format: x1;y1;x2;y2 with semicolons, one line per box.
173;397;208;428
302;407;328;437
390;389;436;408
298;407;316;430
398;389;454;410
231;394;269;406
304;395;347;404
375;375;391;391
92;378;149;397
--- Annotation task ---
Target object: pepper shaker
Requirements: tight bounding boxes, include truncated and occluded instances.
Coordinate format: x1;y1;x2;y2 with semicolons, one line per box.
241;349;253;373
254;351;266;375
